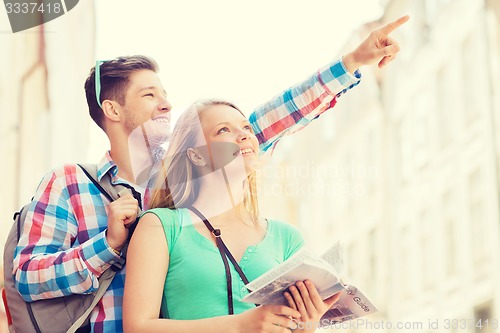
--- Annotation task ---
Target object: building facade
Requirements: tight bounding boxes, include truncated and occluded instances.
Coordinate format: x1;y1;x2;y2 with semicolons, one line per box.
0;2;96;247
0;4;96;330
0;1;95;332
259;0;500;331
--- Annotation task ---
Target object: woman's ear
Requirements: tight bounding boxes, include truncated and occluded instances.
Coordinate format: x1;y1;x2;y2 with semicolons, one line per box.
187;148;207;167
101;100;121;122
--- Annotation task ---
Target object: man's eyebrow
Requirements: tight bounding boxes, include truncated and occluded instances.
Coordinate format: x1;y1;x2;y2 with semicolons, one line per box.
138;86;168;96
138;86;156;92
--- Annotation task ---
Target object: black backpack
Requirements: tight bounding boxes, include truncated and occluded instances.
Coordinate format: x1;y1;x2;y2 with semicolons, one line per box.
3;164;139;333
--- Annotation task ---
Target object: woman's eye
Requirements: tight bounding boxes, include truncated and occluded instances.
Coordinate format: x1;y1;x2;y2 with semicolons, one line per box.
217;127;229;134
144;93;154;98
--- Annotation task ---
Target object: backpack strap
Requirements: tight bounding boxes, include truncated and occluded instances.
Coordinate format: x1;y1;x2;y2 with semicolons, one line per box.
66;164;140;332
78;164;143;210
77;164;142;264
76;164;141;270
66;268;116;333
77;164;118;201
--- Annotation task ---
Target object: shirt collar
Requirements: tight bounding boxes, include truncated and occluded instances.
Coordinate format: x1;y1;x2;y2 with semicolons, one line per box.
96;151;118;182
96;148;166;186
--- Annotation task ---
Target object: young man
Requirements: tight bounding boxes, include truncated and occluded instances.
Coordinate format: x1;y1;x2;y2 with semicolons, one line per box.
12;16;409;333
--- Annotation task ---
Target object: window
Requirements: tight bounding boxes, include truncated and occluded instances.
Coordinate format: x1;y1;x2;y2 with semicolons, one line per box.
462;30;486;124
346;242;356;279
413;93;431;169
420;210;434;288
424;0;438;27
398;117;413;184
437;66;452;148
322;113;335;141
411;0;430;48
442;191;457;276
468;168;489;276
368;228;378;288
401;225;414;297
365;129;377;193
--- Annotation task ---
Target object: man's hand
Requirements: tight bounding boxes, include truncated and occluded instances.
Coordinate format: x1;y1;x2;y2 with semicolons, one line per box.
106;193;139;251
343;15;410;73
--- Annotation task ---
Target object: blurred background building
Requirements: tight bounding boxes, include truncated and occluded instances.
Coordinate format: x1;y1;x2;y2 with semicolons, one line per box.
259;0;500;332
0;2;96;331
1;0;500;332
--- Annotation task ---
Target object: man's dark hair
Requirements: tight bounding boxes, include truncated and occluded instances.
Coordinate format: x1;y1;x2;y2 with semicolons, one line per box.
84;55;159;131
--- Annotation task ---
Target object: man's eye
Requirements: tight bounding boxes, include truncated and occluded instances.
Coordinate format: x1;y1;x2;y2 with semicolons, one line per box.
143;93;154;98
217;127;229;134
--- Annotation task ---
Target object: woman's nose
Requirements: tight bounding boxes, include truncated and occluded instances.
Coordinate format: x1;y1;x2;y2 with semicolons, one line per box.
236;130;250;142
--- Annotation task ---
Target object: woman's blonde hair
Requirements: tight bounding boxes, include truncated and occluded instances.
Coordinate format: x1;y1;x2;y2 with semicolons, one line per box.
149;99;259;223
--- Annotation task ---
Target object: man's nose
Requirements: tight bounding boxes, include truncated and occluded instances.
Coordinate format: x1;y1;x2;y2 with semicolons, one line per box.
158;96;172;112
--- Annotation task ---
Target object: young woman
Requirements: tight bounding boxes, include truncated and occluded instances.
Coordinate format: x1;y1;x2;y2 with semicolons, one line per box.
123;99;339;333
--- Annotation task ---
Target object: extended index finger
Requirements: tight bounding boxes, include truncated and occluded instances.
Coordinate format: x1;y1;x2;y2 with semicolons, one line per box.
379;15;410;35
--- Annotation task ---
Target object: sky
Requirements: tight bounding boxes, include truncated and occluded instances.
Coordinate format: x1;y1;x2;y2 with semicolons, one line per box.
0;0;386;162
94;0;383;118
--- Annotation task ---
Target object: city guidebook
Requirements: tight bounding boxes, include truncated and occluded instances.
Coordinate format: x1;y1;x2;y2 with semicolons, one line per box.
241;242;377;326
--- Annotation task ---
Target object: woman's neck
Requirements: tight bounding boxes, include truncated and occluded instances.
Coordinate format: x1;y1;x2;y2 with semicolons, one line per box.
190;168;248;225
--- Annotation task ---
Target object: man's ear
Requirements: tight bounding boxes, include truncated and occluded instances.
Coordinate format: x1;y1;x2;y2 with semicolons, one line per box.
101;100;121;122
187;148;207;167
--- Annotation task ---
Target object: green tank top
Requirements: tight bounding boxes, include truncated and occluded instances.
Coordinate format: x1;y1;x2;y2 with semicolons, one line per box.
143;208;305;319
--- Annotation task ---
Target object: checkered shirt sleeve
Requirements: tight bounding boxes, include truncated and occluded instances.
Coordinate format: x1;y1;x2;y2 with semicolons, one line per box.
250;57;361;154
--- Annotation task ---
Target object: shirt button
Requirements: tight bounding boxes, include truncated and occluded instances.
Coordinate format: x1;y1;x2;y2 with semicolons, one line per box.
109;261;115;265
248;249;253;253
243;256;248;261
241;287;246;292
